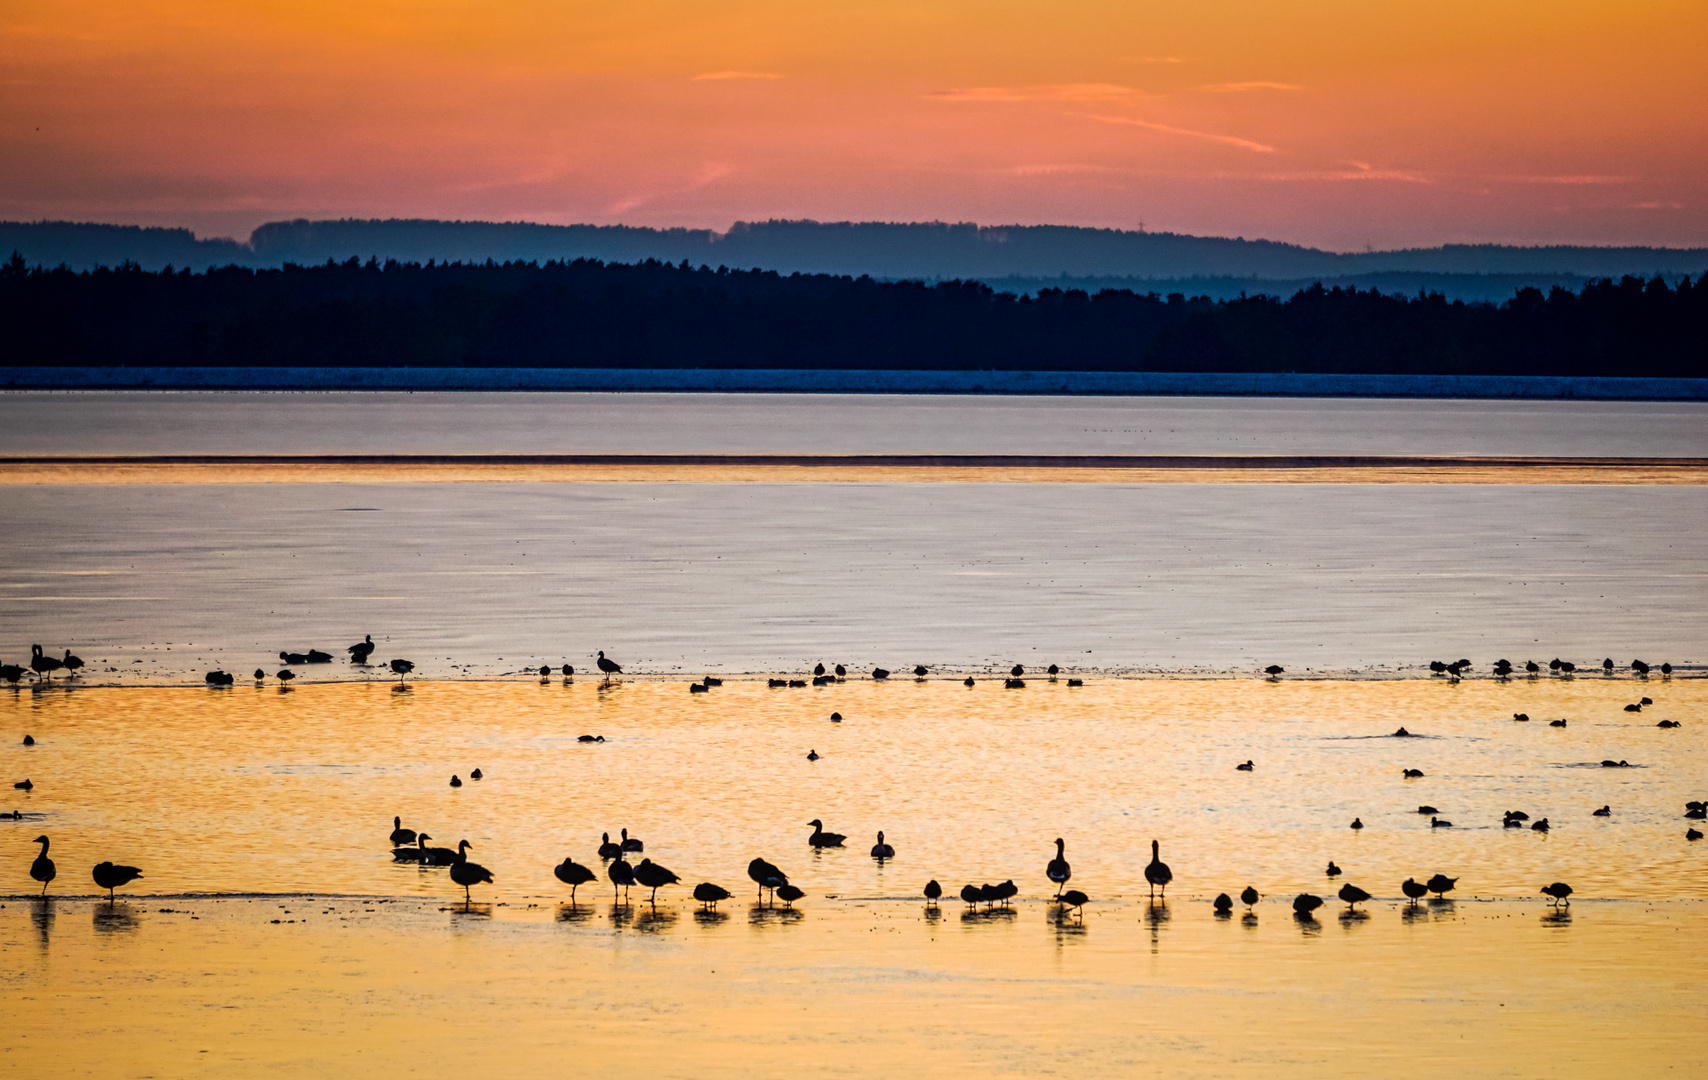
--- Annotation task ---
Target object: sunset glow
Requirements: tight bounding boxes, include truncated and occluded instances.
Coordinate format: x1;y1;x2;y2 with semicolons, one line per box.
2;0;1704;247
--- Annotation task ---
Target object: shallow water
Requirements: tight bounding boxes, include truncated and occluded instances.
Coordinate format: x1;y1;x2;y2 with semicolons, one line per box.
3;678;1705;1077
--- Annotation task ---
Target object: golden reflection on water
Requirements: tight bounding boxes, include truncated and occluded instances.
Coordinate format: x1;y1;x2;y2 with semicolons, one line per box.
3;678;1706;1075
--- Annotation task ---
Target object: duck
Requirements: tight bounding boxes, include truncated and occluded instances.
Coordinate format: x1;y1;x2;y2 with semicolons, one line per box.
813;663;826;677
1401;878;1428;904
91;860;143;900
470;768;483;780
389;658;414;686
963;677;975;687
913;665;928;678
276;670;295;686
871;667;890;680
1430;817;1452;828
347;635;375;663
1292;893;1323;916
632;858;680;902
1067;678;1083;687
449;774;462;788
689;683;708;693
306;649;333;664
1600;759;1630;768
1213;893;1234;915
1505;810;1530;821
21;735;33;745
15;778;33;791
1046;838;1071;896
253;669;266;682
598;833;622;860
1010;664;1025;677
1337;883;1371;910
1240;886;1260;909
577;734;605;743
806;749;819;761
747;858;787;900
870;831;895;859
554;857;596;899
1549;718;1567;727
923;879;942;905
1688;828;1704;841
1046;664;1060;678
279;651;310;665
1350;818;1363;830
204;670;234;686
1425;874;1458;898
607;857;636;901
1393;727;1412;737
422;837;466;866
620;828;643;854
1624;704;1642;712
693;882;730;910
1503;813;1525;828
1525;660;1540;674
1540;882;1573;907
1326;861;1341;877
1236;760;1254;771
1402;768;1424;778
830;713;842;722
701;676;720;687
1417;805;1439;815
1593;805;1611;817
389;816;416;845
1657;720;1679;728
834;664;846;678
807;819;845;847
1531;818;1550;832
1513;713;1530;722
30;835;55;894
1;663;26;686
775;884;805;908
1144;839;1173;899
994;880;1018;906
448;843;494;903
1004;678;1025;689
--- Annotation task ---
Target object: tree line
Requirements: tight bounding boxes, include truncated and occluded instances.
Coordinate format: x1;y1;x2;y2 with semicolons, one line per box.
2;252;1703;376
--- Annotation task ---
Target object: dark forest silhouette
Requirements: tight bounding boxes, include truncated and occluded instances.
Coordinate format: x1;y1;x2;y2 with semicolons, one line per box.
2;252;1703;377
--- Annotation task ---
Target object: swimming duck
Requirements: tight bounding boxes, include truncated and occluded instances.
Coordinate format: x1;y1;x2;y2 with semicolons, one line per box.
1531;818;1550;832
806;749;819;761
1593;805;1611;817
807;819;845;847
620;828;643;854
1350;818;1363;830
1236;760;1254;771
1326;861;1341;876
870;831;895;859
389;816;416;845
1402;768;1424;778
1430;817;1452;828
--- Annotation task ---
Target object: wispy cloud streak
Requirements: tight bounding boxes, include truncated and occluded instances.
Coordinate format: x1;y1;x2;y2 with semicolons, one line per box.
931;84;1143;103
692;71;783;81
1082;114;1275;153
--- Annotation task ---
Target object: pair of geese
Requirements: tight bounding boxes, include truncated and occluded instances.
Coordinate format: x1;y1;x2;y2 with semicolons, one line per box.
27;836;143;900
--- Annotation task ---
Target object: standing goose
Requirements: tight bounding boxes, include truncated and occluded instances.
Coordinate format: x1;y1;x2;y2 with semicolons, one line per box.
389;659;414;687
923;879;942;905
1337;883;1371;910
1425;873;1458;898
607;856;636;901
807;819;846;847
632;858;680;903
1213;893;1233;915
389;816;416;845
1292;893;1323;916
1240;886;1260;909
693;882;731;910
870;831;895;859
347;635;375;663
448;842;494;903
1046;838;1071;897
1144;839;1173;899
553;857;597;900
775;884;805;908
1540;882;1573;907
1401;878;1428;904
61;649;84;676
30;645;63;680
747;857;788;901
597;833;622;861
92;861;143;901
596;651;622;681
30;835;56;894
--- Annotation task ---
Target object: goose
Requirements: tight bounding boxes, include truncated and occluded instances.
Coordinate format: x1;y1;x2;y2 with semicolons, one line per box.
61;649;83;676
959;883;982;906
449;774;462;788
306;649;333;664
422;837;465;866
389;659;414;686
1240;886;1260;909
747;857;787;900
913;665;928;678
1401;878;1428;904
1236;760;1254;771
620;828;643;854
1525;661;1540;674
1430;817;1452;828
1292;893;1323;915
562;664;575;677
1540;882;1573;907
964;677;975;687
1264;665;1284;679
470;768;483;780
31;645;63;679
596;651;622;679
448;842;494;903
775;884;804;908
1689;828;1704;841
1593;805;1611;817
389;816;416;845
870;831;895;859
923;879;942;905
813;663;826;677
91;860;143;901
1046;838;1071;896
1213;893;1233;915
276;670;294;685
393;834;431;863
347;635;375;663
872;667;890;680
1326;861;1341;877
1549;718;1567;727
1337;883;1371;910
280;651;309;665
632;858;680;902
1010;664;1025;677
1403;768;1424;778
1417;805;1439;815
806;749;819;761
30;835;55;895
598;833;622;860
1531;818;1550;832
1144;839;1172;899
1350;818;1363;829
254;669;266;682
607;857;636;901
1059;889;1088;914
1;663;26;686
15;778;33;791
807;819;845;847
1425;874;1457;898
693;882;730;910
554;857;596;899
834;664;846;678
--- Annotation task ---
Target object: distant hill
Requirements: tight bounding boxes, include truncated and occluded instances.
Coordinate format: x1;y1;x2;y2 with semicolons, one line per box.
3;218;1705;299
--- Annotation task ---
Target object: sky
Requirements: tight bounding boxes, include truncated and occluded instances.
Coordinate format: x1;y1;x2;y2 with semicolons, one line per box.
2;1;1704;250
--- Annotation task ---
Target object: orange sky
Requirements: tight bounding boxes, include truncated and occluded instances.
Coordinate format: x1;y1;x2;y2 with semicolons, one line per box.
2;1;1704;249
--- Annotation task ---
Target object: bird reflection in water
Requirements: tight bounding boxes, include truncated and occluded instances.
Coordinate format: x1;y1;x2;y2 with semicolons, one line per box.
555;902;594;925
608;903;634;929
32;899;55;950
92;902;138;934
692;907;729;928
960;905;1017;926
748;903;804;927
1540;907;1573;927
1241;911;1259;930
1293;911;1322;936
922;905;942;925
1338;908;1372;928
449;902;492;919
634;906;678;934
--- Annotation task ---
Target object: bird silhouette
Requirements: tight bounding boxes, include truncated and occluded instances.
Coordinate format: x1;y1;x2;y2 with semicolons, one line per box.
1;663;26;686
693;882;730;909
1337;883;1371;910
607;857;636;901
389;817;416;845
1145;839;1172;899
393;834;431;863
1236;760;1254;771
280;651;309;665
389;659;414;686
619;828;642;853
1593;805;1611;817
1540;882;1573;907
1350;818;1363;829
61;649;83;676
807;819;845;847
1010;664;1025;677
1430;817;1452;828
597;833;621;860
834;664;846;678
449;842;494;903
1213;893;1233;915
91;861;142;901
554;857;596;900
596;651;622;680
923;879;942;905
1326;861;1341;876
30;645;62;679
872;667;890;680
806;749;819;761
449;775;462;788
347;635;375;663
913;665;928;677
15;778;33;791
1425;873;1458;898
1240;886;1260;909
632;858;680;903
30;835;55;895
1531;818;1551;832
1264;665;1284;679
747;857;787;900
813;663;826;677
959;883;982;906
470;768;483;780
1059;889;1088;915
775;884;805;908
1292;893;1323;915
1403;768;1424;778
870;831;895;859
1401;878;1428;905
1046;838;1071;897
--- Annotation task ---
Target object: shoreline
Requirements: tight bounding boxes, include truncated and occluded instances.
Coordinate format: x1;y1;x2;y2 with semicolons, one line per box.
5;366;1708;399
